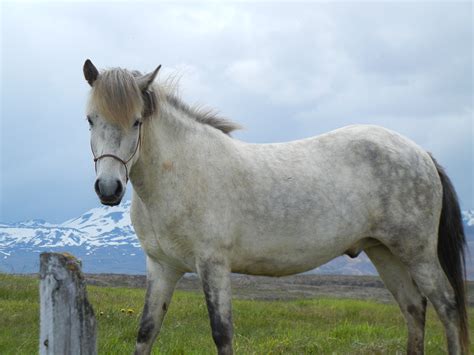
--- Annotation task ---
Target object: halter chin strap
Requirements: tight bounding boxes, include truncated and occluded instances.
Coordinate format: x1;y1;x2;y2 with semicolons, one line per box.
92;122;142;183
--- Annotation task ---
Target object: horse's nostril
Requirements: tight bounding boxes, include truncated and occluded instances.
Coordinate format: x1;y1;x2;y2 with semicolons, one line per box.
115;180;123;196
94;179;101;195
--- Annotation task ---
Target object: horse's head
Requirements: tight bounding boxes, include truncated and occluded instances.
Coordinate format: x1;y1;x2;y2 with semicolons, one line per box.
83;59;160;206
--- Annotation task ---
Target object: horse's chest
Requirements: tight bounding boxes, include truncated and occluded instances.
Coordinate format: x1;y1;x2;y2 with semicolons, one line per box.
131;200;196;271
135;221;196;271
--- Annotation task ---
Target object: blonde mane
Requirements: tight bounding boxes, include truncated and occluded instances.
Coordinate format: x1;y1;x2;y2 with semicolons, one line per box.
90;67;241;135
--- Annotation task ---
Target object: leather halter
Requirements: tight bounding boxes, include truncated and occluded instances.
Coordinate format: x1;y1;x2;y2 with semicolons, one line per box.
92;122;142;183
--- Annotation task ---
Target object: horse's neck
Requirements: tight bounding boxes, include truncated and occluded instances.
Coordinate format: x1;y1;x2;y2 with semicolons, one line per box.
129;101;227;204
129;111;175;200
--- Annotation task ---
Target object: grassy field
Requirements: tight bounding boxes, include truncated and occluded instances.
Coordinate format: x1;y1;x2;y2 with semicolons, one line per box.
1;274;473;354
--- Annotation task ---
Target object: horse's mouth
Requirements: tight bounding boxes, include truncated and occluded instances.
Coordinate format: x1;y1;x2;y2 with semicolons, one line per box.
99;197;122;206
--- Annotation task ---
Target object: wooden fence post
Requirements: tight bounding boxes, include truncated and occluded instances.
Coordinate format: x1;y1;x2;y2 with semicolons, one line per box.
39;252;97;355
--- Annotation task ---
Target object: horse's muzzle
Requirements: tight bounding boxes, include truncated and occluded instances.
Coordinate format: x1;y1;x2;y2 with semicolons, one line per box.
94;178;124;206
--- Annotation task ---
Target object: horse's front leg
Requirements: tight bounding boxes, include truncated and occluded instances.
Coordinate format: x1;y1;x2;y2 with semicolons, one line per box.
134;257;184;355
197;258;233;355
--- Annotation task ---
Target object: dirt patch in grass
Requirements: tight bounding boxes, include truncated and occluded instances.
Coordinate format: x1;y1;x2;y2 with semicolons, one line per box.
84;273;474;306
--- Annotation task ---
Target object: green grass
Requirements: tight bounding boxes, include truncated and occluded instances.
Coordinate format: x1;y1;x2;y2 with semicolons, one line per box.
1;274;473;354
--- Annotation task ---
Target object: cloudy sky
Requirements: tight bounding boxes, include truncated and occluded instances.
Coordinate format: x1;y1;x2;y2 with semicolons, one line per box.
1;1;472;223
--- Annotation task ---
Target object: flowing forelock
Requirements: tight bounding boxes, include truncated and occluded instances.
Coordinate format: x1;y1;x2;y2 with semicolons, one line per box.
90;68;143;129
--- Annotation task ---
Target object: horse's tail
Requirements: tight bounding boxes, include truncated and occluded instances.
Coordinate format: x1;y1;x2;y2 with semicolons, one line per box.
430;154;469;353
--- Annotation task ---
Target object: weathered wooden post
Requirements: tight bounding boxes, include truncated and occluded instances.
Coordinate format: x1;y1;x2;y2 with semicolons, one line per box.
39;252;97;355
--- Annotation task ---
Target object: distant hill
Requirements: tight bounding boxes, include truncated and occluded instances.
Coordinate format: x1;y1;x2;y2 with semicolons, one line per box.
1;202;473;279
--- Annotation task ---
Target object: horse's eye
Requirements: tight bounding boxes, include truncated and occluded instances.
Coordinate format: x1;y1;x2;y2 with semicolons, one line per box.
133;120;141;128
87;116;93;126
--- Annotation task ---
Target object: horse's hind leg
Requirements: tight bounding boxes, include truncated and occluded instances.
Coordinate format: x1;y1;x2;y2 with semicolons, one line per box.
366;244;427;355
407;257;464;355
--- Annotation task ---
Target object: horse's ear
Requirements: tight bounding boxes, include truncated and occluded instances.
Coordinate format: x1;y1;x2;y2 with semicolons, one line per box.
137;65;161;91
83;59;99;87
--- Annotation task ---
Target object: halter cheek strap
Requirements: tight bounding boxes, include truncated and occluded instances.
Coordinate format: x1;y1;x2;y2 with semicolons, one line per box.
92;123;142;182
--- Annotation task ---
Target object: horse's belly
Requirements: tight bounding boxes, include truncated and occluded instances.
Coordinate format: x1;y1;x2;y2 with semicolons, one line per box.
230;232;357;276
231;255;334;276
229;201;370;276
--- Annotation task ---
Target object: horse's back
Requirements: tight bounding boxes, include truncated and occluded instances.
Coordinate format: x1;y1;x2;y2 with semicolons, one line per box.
237;124;440;216
241;124;429;164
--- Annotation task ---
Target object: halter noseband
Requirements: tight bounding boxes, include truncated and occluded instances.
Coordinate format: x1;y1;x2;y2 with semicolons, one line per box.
92;122;142;182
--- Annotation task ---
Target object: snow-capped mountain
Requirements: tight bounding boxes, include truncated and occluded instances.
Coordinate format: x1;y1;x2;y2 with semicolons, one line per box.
0;201;143;274
1;203;473;279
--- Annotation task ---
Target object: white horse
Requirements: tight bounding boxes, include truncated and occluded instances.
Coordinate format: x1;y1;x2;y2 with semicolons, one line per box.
82;60;469;355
